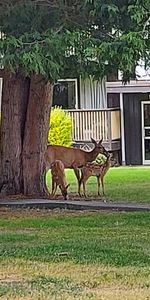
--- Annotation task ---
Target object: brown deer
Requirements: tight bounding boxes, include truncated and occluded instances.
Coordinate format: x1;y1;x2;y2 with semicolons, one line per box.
78;153;116;198
45;138;109;182
49;160;70;200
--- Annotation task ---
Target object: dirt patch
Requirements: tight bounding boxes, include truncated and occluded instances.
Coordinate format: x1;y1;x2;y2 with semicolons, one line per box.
0;206;95;219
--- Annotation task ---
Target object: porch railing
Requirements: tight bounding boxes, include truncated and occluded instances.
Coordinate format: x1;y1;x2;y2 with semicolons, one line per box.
67;108;120;142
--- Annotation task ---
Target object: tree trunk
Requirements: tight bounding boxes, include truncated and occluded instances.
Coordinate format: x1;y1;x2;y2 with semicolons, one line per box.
0;71;52;197
22;74;53;196
0;71;30;195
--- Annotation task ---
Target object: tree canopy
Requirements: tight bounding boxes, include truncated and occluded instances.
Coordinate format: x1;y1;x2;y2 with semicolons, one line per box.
0;0;150;81
0;0;150;196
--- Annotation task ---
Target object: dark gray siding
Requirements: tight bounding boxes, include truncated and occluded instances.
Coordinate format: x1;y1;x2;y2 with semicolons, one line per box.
123;93;148;165
107;93;120;108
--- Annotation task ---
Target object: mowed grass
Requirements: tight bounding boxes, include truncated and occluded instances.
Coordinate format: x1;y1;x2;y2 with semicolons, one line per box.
46;166;150;203
0;209;150;299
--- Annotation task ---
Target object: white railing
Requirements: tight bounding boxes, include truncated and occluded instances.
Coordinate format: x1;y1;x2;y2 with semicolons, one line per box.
67;108;120;142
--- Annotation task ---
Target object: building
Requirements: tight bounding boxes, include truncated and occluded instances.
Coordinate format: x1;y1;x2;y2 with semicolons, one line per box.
1;66;150;165
107;80;150;165
53;71;150;166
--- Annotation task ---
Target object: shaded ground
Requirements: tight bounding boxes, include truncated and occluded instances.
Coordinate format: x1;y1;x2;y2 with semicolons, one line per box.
0;198;150;213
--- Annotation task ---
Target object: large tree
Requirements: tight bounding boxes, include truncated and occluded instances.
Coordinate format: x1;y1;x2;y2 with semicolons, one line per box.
0;0;149;196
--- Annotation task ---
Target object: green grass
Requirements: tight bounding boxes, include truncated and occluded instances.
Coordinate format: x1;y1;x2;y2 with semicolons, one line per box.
46;167;150;203
0;211;150;266
0;210;150;299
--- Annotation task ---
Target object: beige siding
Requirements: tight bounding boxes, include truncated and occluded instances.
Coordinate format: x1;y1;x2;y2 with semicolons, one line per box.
111;111;120;140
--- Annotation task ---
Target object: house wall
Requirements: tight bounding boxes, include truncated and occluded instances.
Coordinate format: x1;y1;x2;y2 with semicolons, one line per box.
111;110;120;140
53;79;78;109
107;94;120;139
123;93;149;165
0;78;2;113
53;76;107;109
107;93;120;108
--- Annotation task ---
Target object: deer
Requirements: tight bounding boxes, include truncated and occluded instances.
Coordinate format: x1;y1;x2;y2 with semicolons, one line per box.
48;160;70;200
78;152;116;198
44;138;109;183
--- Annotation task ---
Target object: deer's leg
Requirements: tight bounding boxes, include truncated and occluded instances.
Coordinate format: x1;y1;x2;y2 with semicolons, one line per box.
74;168;82;196
101;176;107;203
78;179;82;197
78;170;84;197
97;176;101;196
51;178;57;197
53;184;58;197
73;168;81;182
43;170;51;197
82;176;90;198
101;176;105;196
83;180;87;198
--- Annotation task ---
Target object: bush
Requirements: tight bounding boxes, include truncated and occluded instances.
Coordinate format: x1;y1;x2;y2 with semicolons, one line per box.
48;106;73;147
95;153;107;164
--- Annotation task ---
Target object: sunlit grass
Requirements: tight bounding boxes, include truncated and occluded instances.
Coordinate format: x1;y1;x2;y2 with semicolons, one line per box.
0;210;150;299
46;167;150;203
0;259;150;300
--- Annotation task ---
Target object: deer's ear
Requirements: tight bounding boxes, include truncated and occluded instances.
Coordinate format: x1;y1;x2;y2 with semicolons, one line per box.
91;137;97;145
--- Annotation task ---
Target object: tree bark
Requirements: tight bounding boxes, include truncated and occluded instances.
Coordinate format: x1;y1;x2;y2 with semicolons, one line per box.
0;70;30;195
22;74;53;196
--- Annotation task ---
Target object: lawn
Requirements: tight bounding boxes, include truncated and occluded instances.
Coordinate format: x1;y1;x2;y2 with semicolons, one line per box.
46;166;150;203
0;209;150;299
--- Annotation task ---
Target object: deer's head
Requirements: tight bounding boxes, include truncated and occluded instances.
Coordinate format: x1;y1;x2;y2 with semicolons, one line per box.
91;138;109;158
59;184;70;200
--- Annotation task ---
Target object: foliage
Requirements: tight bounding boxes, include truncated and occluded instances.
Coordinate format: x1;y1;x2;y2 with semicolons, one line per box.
0;0;149;81
95;153;106;164
48;106;73;146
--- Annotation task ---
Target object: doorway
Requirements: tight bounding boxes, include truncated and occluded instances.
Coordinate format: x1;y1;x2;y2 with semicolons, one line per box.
141;101;150;164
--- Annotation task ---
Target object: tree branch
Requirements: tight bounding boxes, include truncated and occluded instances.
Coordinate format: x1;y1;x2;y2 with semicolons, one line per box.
142;16;150;33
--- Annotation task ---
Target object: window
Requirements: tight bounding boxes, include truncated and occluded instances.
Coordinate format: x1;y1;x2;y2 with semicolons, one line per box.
52;79;78;109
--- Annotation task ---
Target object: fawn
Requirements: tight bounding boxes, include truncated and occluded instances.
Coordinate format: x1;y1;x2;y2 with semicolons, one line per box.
78;153;116;198
50;160;69;200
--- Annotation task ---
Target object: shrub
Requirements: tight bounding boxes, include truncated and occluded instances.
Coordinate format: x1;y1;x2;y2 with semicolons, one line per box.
48;106;73;147
95;153;107;164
